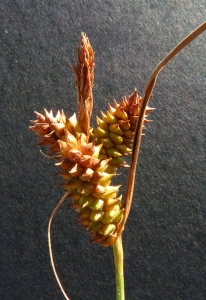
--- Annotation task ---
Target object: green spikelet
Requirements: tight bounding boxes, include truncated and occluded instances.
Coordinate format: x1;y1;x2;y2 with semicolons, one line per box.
90;90;154;167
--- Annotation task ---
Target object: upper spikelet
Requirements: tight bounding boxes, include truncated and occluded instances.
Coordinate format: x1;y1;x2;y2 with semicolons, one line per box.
30;109;124;246
90;89;154;166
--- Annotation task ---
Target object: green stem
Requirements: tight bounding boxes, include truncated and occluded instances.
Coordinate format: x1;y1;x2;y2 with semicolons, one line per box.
113;234;125;300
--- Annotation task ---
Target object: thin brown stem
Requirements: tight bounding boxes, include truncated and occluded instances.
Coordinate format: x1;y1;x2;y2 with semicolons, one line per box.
48;191;70;300
119;21;206;234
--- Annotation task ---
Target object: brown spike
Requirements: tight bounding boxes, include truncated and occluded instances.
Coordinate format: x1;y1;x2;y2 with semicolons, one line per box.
80;139;95;156
38;131;57;146
69;163;84;177
79;168;94;181
49;142;61;155
68;149;82;162
120;96;128;112
89;171;104;185
100;111;107;122
55;159;74;170
108;103;116;115
101;234;117;247
146;106;156;113
59;110;66;123
79;155;100;168
74;33;95;136
113;99;119;109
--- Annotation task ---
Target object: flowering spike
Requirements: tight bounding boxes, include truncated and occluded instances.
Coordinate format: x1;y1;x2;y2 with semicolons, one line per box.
106;111;117;124
68;163;84;177
113;99;119;109
96;116;109;130
100;111;107;122
73;33;95;137
108;103;116;115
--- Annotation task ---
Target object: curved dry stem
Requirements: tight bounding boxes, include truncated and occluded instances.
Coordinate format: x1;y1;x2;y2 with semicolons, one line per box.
48;191;70;300
119;21;206;234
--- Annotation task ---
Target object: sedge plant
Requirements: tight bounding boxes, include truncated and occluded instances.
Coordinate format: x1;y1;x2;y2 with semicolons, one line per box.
29;22;206;300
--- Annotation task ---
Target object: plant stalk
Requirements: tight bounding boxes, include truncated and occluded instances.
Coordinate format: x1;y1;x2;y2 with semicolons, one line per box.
113;234;125;300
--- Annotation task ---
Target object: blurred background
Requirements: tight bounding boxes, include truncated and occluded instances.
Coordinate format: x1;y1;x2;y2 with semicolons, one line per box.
1;1;205;299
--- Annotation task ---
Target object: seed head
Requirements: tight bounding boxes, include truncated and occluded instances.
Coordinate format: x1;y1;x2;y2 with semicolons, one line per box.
29;33;154;246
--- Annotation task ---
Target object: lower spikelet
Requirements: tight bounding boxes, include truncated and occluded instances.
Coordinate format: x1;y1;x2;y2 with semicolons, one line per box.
30;111;124;246
58;133;124;246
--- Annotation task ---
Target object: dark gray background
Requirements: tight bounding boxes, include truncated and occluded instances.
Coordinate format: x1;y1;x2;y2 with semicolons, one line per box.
1;1;206;299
